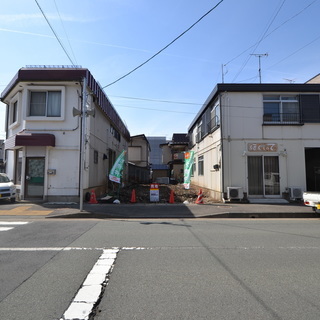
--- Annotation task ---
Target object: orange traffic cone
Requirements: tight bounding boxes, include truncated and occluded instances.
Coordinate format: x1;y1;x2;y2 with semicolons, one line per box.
89;189;98;204
130;189;136;203
169;190;175;204
195;189;203;204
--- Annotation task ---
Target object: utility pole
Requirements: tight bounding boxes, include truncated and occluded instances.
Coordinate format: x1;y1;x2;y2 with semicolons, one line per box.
79;77;87;212
221;64;227;83
251;53;268;83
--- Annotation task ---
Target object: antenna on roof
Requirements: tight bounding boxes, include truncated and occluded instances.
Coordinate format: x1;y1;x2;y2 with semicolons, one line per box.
250;53;268;83
283;78;296;83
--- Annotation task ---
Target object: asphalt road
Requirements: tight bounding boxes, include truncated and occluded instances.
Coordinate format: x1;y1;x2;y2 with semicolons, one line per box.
0;218;319;320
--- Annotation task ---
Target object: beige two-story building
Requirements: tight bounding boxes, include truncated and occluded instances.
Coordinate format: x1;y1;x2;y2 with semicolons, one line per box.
188;82;320;202
1;67;130;201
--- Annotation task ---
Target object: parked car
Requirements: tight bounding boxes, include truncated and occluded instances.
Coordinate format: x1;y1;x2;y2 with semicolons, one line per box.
0;173;16;203
303;191;320;215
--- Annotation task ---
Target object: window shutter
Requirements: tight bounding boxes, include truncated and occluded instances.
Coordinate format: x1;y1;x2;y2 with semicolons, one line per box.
300;94;320;123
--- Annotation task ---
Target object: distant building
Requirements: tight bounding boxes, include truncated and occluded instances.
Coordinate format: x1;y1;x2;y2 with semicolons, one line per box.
147;136;167;165
147;136;169;181
128;134;151;183
160;133;189;183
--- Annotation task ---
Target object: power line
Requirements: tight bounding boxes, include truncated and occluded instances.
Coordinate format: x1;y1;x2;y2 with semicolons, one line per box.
110;95;202;106
102;0;224;89
224;0;318;68
115;104;197;115
53;0;78;65
232;0;286;83
267;33;320;69
34;0;76;66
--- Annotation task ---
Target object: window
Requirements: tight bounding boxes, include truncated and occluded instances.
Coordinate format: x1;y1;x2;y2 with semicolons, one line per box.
29;91;61;117
263;95;300;124
94;150;98;164
198;155;204;176
110;125;121;142
12;101;18;124
196;121;203;143
207;102;220;132
15;150;22;184
9;98;19;127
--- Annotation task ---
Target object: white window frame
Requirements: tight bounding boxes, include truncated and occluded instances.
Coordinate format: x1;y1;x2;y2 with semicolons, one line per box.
26;86;65;121
263;95;299;123
208;101;220;132
198;155;204;176
8;92;21;130
196;121;203;143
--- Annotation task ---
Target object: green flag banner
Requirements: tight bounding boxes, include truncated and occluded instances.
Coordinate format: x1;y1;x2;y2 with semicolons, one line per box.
109;150;126;184
183;151;194;189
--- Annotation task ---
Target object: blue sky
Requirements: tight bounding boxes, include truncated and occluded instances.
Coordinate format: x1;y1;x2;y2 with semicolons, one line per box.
1;0;320;140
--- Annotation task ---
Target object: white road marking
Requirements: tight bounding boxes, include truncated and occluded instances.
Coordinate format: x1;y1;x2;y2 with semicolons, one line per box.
60;248;119;320
0;247;106;251
0;221;29;232
0;221;29;225
0;227;14;231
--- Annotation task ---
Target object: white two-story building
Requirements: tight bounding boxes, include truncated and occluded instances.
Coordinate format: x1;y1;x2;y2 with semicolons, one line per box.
188;81;320;202
1;67;130;201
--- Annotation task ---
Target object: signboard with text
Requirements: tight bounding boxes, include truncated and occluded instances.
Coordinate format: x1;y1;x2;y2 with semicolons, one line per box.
247;143;278;152
150;183;159;202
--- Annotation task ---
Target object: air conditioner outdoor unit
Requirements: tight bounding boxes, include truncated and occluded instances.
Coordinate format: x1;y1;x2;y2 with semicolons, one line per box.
227;187;244;200
288;187;303;200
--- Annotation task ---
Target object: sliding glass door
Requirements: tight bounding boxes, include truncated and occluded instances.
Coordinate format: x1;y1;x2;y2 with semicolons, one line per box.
248;156;280;196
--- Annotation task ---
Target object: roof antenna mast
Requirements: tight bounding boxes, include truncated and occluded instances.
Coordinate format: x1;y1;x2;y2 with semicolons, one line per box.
250;53;268;83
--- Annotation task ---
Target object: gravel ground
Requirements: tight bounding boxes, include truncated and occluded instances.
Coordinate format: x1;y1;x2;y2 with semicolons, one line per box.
105;183;217;204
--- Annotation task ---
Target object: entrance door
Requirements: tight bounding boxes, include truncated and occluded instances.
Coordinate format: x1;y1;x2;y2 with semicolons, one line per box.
25;157;45;198
305;148;320;191
248;156;280;197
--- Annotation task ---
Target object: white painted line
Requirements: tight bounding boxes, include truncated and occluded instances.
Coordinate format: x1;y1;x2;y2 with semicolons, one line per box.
62;302;94;320
0;221;29;225
0;227;14;232
0;247;106;252
60;248;119;320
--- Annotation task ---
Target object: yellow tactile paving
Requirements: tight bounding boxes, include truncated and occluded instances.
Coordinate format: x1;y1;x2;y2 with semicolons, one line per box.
0;206;53;216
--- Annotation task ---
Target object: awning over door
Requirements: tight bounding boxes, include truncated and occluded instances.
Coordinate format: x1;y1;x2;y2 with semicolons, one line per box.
5;133;55;150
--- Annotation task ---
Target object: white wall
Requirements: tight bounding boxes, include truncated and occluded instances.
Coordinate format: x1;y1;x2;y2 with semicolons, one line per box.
222;92;320;196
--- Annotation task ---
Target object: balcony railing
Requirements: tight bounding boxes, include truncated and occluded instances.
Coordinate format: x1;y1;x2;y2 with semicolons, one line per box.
263;113;301;124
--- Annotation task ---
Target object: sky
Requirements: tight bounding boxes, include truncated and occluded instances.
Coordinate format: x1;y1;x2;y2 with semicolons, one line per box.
1;0;320;140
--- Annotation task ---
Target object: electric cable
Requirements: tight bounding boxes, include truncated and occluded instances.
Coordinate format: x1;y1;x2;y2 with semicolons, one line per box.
102;0;224;88
35;0;76;66
232;0;286;82
267;33;320;69
110;95;202;106
53;0;78;65
114;104;197;114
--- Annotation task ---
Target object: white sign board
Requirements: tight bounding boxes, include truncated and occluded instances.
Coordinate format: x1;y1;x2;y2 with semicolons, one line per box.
150;183;159;202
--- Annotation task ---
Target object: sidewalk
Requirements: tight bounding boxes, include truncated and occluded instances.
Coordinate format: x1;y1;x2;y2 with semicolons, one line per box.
43;201;318;219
